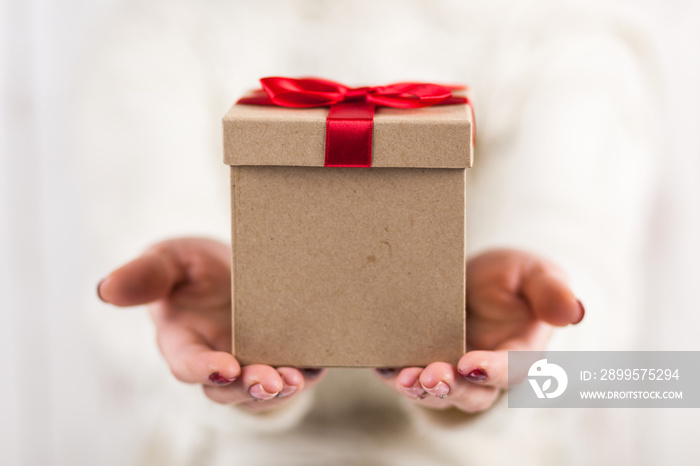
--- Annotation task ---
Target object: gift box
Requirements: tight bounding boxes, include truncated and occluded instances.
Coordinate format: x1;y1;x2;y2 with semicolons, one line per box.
222;78;474;367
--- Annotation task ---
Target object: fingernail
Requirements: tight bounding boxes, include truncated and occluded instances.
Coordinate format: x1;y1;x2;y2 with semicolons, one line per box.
573;300;585;325
375;368;397;378
301;368;324;379
249;383;278;401
464;367;487;382
401;383;427;399
423;381;450;398
276;384;298;399
96;279;107;302
209;371;236;385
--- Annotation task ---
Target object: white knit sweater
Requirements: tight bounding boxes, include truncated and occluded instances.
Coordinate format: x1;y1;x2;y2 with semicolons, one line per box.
77;1;659;464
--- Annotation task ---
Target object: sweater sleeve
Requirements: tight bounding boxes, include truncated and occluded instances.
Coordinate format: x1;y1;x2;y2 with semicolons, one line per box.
401;5;659;462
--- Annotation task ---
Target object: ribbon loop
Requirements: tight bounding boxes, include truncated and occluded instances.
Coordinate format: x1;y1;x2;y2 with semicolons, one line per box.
367;83;454;108
260;77;347;107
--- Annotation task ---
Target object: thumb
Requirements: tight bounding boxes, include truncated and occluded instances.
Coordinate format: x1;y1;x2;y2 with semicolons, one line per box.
97;250;183;307
519;260;584;327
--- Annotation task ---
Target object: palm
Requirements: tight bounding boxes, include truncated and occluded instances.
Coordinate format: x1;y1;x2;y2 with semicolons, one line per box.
465;250;578;353
466;257;536;351
140;239;234;351
156;298;232;352
373;249;583;414
99;238;326;410
467;307;537;352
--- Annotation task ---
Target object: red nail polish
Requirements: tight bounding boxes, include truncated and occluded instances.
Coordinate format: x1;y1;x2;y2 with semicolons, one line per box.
574;300;585;325
209;371;236;385
96;279;107;302
464;368;487;382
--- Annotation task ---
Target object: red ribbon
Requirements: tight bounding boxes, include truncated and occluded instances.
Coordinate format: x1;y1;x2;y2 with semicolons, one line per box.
237;77;471;167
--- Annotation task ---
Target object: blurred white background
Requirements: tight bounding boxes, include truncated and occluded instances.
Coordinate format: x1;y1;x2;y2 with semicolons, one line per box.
1;0;699;465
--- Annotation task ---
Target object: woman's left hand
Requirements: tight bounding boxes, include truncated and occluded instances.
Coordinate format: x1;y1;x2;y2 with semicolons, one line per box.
373;249;584;413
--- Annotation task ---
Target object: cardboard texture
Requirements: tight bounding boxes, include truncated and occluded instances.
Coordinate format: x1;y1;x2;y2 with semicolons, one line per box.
223;104;472;168
223;100;473;367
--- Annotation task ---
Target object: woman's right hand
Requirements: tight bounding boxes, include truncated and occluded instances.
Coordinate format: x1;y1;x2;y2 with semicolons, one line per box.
97;237;326;412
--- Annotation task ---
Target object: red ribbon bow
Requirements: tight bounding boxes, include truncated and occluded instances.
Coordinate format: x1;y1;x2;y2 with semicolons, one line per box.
237;77;470;167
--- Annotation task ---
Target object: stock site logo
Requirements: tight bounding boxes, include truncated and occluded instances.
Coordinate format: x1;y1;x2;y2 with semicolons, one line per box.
528;358;568;399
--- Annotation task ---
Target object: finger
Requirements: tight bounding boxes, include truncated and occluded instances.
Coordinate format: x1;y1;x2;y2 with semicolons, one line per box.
156;321;240;385
203;364;283;405
98;238;231;308
97;253;181;307
243;364;285;399
458;323;553;389
235;367;330;412
520;260;583;326
396;367;425;398
375;367;450;407
420;362;459;398
420;362;500;412
275;367;305;398
457;350;508;389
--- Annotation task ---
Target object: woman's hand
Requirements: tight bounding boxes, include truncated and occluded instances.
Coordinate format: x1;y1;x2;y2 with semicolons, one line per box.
373;249;584;413
97;238;326;412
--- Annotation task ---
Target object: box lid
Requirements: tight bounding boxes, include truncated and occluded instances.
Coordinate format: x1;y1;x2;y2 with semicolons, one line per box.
222;100;473;168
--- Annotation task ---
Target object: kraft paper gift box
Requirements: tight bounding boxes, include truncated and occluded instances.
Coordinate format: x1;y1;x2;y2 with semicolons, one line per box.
222;78;474;367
